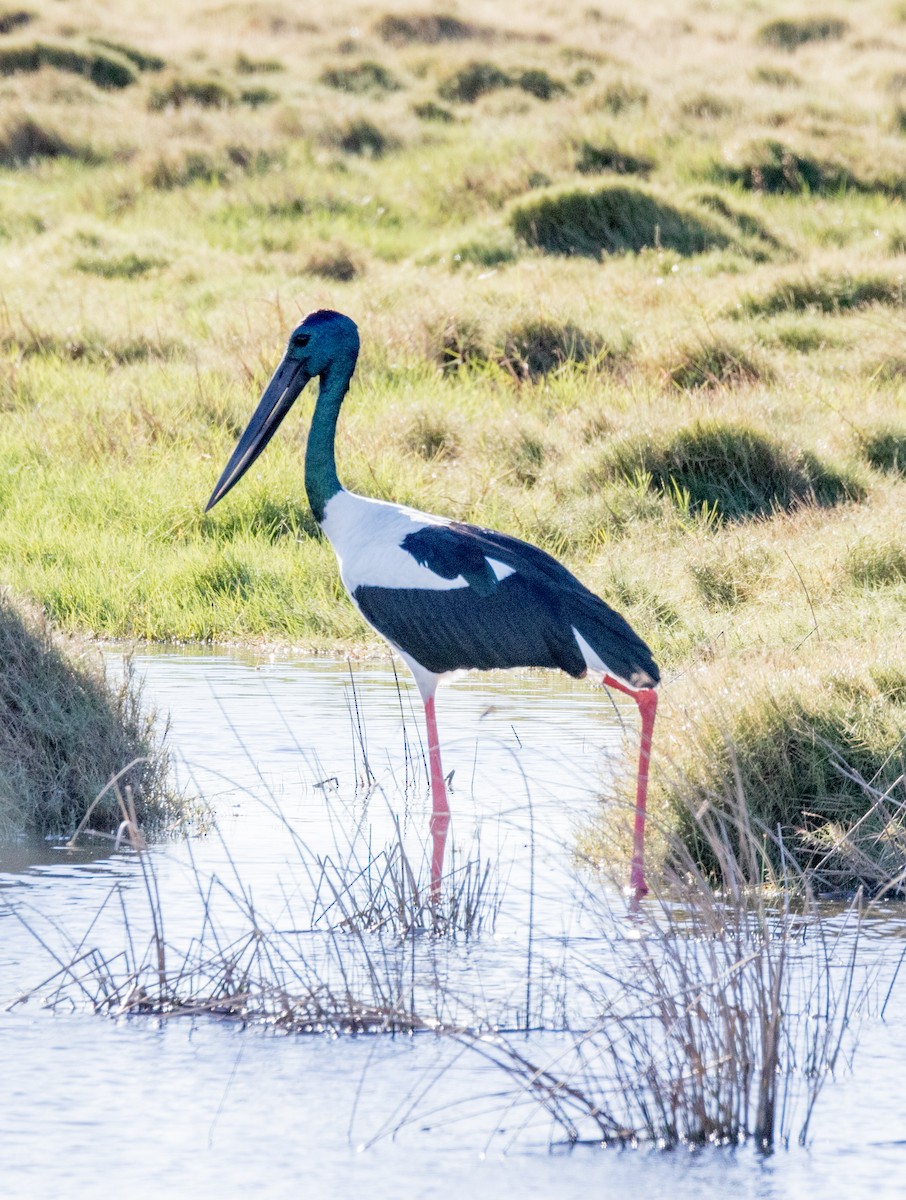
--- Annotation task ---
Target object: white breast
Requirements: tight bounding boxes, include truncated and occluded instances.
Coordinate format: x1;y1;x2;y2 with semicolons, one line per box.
319;490;468;593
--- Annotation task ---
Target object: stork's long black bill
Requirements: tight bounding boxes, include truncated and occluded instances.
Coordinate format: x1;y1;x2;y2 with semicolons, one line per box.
205;357;311;511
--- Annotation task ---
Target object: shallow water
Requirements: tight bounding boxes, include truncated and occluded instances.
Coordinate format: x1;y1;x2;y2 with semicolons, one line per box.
2;650;906;1200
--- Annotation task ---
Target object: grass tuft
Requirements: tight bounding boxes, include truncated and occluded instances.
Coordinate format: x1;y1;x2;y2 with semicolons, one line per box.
515;67;566;100
331;118;396;157
0;113;98;166
88;37;165;72
845;537;906;587
428;313;489;371
438;60;511;103
404;408;461;460
374;12;487;44
648;661;906;891
666;335;769;390
751;63;802;87
592;78;648;114
857;427;906;475
451;228;518;268
736;271;905;316
500;318;624;379
510;183;730;258
74;251;167;279
0;39;136;88
413;100;454;122
679;90;735;119
0;9;32;35
598;419;860;520
320;61;402;94
148;75;235;110
688;545;774;608
303;242;362;281
0;590;176;839
712;139;899;197
575;140;653;176
757;16;848;50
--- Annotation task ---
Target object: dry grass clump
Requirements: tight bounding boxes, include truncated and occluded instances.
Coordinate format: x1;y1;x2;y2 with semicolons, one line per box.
597;419;860;520
89;37;165;72
327;117;397;157
148;75;235;110
302;242;362;281
575;140;653;176
751;63;802;87
736;271;905;317
591;78;649;114
451;228;518;268
320;61;402;94
0;590;176;839
427;313;490;371
0;318;182;364
679;90;736;119
844;537;906;588
510;184;730;258
688;544;775;609
516;67;567;100
666;336;769;390
694;190;781;252
857;427;906;476
500;318;625;379
373;12;489;44
757;15;848;51
403;408;462;460
437;60;511;103
437;61;566;104
712;139;899;197
413;99;454;123
0;39;137;88
74;250;167;279
499;822;867;1149
0;10;33;35
0;113;99;166
141;143;273;188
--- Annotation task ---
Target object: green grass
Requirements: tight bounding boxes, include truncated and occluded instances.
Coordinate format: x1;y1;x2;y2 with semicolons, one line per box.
0;0;903;883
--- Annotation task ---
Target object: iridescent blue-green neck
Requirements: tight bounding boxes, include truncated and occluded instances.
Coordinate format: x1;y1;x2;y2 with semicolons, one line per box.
304;355;355;523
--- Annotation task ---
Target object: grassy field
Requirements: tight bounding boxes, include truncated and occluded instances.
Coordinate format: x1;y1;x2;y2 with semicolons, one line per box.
0;0;904;874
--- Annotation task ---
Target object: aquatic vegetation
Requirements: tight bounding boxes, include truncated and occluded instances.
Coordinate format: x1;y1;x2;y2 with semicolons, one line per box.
11;744;881;1151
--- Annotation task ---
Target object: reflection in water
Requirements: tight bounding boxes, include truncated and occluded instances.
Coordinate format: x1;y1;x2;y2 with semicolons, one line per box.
1;651;906;1198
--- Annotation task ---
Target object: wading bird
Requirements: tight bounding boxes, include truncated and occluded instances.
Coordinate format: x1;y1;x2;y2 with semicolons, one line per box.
206;310;659;900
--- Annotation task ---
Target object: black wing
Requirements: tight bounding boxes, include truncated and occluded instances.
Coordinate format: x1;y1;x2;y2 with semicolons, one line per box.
355;520;659;686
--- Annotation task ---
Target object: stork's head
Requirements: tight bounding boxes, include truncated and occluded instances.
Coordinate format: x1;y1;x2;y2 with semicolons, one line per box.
205;310;359;511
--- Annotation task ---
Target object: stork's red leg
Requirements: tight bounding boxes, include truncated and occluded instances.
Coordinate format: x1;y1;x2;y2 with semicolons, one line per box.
603;676;658;900
423;694;449;901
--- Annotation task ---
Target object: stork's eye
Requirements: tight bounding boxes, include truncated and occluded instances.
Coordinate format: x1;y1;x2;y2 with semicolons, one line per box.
293;333;310;348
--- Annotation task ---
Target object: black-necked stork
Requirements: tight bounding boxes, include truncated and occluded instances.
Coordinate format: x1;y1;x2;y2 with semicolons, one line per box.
206;310;659;901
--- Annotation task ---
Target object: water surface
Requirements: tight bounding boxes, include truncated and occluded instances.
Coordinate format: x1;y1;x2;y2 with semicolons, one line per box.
2;651;905;1199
